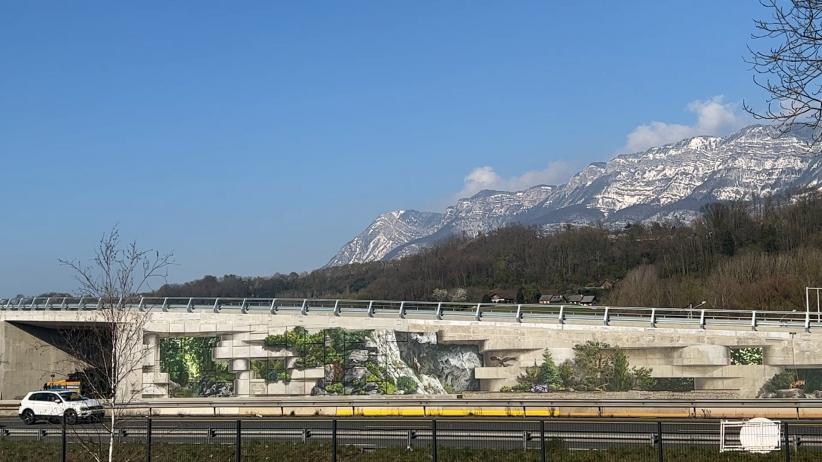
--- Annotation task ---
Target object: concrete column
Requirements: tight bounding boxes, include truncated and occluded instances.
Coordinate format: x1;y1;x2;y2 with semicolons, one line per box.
232;358;250;397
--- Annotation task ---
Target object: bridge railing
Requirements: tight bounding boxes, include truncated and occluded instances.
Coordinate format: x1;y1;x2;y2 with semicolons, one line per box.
1;296;818;332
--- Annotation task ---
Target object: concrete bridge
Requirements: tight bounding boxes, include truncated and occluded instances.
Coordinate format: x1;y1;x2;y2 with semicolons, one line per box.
0;296;820;400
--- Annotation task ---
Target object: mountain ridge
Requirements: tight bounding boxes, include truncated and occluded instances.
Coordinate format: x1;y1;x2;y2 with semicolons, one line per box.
327;125;821;267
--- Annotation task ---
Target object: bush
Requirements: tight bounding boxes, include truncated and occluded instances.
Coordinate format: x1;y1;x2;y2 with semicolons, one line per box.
325;383;344;394
731;347;764;365
762;370;798;394
396;376;418;394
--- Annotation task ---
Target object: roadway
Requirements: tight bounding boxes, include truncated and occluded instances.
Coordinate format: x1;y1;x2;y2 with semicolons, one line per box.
2;416;822;452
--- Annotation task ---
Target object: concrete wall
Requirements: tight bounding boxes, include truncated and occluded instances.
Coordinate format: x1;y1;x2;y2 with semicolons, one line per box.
3;310;821;399
0;322;81;400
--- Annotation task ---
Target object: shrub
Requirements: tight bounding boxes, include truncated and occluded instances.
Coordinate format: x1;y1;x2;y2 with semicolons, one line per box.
761;370;798;394
730;347;764;365
396;376;418;394
325;383;344;394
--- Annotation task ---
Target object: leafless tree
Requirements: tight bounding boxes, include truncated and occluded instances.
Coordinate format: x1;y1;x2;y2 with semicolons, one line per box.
59;227;173;462
745;0;822;143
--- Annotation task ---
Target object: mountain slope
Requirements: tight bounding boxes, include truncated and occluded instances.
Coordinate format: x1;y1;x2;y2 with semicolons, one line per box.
327;125;821;266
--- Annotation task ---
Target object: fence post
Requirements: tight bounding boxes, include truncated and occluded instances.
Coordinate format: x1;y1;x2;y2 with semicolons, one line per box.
61;415;67;462
331;419;337;462
431;419;438;462
656;421;663;462
784;421;791;462
146;418;152;462
540;420;546;462
235;419;242;462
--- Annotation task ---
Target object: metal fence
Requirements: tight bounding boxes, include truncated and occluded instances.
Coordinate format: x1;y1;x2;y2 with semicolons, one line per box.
2;418;822;461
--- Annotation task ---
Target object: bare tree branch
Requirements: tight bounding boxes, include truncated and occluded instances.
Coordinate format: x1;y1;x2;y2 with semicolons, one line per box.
57;226;173;462
746;0;822;143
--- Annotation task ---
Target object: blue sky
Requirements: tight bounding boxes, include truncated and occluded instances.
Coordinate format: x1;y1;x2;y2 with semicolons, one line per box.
1;1;770;295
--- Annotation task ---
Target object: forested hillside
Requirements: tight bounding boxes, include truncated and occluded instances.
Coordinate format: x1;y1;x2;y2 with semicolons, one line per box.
157;192;822;310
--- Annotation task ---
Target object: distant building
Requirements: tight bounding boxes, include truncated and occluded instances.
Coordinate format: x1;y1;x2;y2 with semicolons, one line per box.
489;290;516;303
565;294;583;305
539;294;566;304
580;295;597;306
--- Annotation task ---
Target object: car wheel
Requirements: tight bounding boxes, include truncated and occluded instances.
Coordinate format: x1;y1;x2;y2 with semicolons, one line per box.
63;409;77;425
21;409;36;425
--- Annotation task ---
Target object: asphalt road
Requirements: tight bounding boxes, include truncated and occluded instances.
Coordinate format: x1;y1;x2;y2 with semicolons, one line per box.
2;416;822;452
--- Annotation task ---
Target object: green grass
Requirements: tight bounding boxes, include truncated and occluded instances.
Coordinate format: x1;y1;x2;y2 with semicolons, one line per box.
0;440;817;462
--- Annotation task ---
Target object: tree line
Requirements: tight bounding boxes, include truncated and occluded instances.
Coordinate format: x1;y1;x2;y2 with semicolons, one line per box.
157;191;822;310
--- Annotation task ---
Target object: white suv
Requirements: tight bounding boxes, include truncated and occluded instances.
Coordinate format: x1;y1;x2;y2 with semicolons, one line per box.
18;391;104;424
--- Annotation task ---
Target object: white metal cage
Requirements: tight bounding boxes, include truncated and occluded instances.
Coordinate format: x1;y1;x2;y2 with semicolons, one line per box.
720;418;781;453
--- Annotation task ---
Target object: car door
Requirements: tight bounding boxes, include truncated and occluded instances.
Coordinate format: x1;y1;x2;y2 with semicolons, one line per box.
28;393;48;416
40;392;61;417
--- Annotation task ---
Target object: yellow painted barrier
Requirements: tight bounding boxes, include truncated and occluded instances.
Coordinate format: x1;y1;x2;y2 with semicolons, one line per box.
333;406;822;419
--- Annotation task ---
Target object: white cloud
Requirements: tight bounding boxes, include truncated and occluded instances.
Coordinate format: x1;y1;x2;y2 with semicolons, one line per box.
457;161;574;199
623;96;748;152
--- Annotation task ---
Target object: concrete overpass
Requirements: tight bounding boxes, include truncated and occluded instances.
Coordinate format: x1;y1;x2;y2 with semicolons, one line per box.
1;296;820;400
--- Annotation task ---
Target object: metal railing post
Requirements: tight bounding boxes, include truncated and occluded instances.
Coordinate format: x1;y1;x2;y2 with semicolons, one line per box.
784;421;790;462
435;302;443;320
540;420;546;462
431;419;438;462
367;300;374;317
398;301;405;319
474;303;482;321
235;419;242;462
334;300;341;316
656;421;663;462
61;415;67;462
300;299;308;315
146;417;152;462
516;304;522;323
331;419;337;462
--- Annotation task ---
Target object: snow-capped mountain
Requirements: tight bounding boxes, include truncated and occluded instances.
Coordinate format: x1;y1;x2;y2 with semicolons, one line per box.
327;125;821;266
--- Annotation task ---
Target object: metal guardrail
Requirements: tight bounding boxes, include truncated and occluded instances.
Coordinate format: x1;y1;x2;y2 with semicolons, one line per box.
3;398;822;411
0;296;818;332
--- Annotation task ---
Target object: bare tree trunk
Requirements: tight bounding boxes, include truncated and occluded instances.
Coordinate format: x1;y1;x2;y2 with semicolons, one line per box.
57;227;173;462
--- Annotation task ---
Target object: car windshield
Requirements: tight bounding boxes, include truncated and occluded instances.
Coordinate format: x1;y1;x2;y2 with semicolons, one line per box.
58;392;84;401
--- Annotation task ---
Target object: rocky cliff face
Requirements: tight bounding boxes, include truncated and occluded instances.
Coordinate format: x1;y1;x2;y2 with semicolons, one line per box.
328;125;822;266
311;329;482;396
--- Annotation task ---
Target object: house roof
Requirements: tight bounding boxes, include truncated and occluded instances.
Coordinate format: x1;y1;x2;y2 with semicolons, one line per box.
581;295;597;303
565;294;583;303
489;289;516;299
